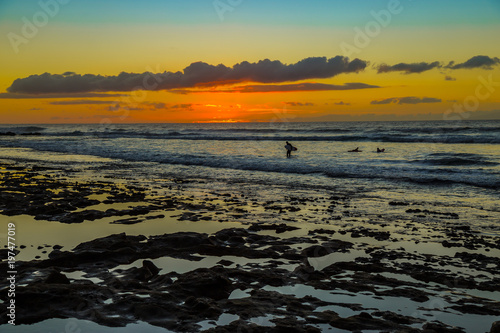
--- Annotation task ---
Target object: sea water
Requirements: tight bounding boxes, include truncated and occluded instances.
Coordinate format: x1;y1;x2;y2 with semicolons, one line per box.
1;120;499;231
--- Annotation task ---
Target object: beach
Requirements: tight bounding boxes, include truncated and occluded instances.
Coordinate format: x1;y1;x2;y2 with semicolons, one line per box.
0;121;500;332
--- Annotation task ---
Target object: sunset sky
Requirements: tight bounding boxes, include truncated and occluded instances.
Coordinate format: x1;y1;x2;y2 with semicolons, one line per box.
0;0;499;123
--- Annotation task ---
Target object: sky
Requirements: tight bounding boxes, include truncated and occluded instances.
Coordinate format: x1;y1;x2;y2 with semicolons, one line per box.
0;0;499;123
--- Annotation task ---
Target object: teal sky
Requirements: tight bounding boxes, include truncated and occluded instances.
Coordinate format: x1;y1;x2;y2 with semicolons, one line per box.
0;0;499;123
1;0;499;26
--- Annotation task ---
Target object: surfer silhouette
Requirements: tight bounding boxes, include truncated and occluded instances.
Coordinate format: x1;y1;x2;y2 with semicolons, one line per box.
377;148;385;153
285;141;295;157
348;147;361;152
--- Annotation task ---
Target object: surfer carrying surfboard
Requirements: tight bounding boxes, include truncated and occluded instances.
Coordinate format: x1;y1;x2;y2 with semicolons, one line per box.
285;141;296;157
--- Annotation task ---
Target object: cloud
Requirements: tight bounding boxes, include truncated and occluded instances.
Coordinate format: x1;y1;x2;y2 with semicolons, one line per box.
371;96;442;105
0;92;127;99
51;114;126;121
445;75;456;81
334;101;351;105
283;102;314;107
167;103;193;110
142;102;166;109
7;56;368;94
446;55;500;70
377;61;441;74
239;82;378;93
47;100;193;111
375;56;500;73
142;103;194;111
371;97;398;105
105;102;194;112
107;104;143;112
49;100;117;105
174;82;379;94
107;104;121;111
398;97;441;104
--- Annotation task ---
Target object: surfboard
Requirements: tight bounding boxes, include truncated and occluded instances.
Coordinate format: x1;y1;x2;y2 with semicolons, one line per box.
292;147;297;151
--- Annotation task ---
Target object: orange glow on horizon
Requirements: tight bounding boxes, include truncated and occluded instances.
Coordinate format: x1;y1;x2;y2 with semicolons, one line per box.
192;119;251;123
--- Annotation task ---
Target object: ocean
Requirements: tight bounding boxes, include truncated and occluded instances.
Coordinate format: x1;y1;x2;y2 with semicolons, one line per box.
1;120;499;232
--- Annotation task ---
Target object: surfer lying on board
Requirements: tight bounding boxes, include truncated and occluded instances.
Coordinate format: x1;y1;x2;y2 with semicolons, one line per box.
377;148;385;153
285;141;297;157
348;147;361;152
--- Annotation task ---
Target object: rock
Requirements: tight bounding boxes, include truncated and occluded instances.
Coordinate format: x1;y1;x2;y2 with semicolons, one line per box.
132;302;175;323
202;319;262;333
323;261;387;274
248;223;300;233
372;311;422;325
111;217;142;225
151;232;211;251
173;268;233;300
422;322;465;333
138;260;160;281
454;225;471;231
348;228;391;241
293;264;326;282
389;201;410;206
73;233;146;252
308;228;336;235
184;296;222;317
217;259;234;266
301;240;353;258
442;240;462;248
490;321;500;333
451;304;500;316
358;311;372;319
327;313;400;331
45;271;70;284
214;228;249;242
271;316;321;333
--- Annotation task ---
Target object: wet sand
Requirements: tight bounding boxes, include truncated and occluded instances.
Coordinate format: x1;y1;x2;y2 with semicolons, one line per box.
0;161;499;333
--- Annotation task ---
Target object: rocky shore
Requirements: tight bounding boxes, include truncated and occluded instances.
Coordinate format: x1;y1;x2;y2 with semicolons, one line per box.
1;161;499;332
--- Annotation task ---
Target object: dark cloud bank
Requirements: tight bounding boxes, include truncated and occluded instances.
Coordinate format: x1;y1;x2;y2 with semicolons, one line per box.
377;55;499;74
219;82;379;93
446;55;500;70
284;102;315;107
7;56;367;94
371;97;442;105
6;55;498;96
377;61;441;74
